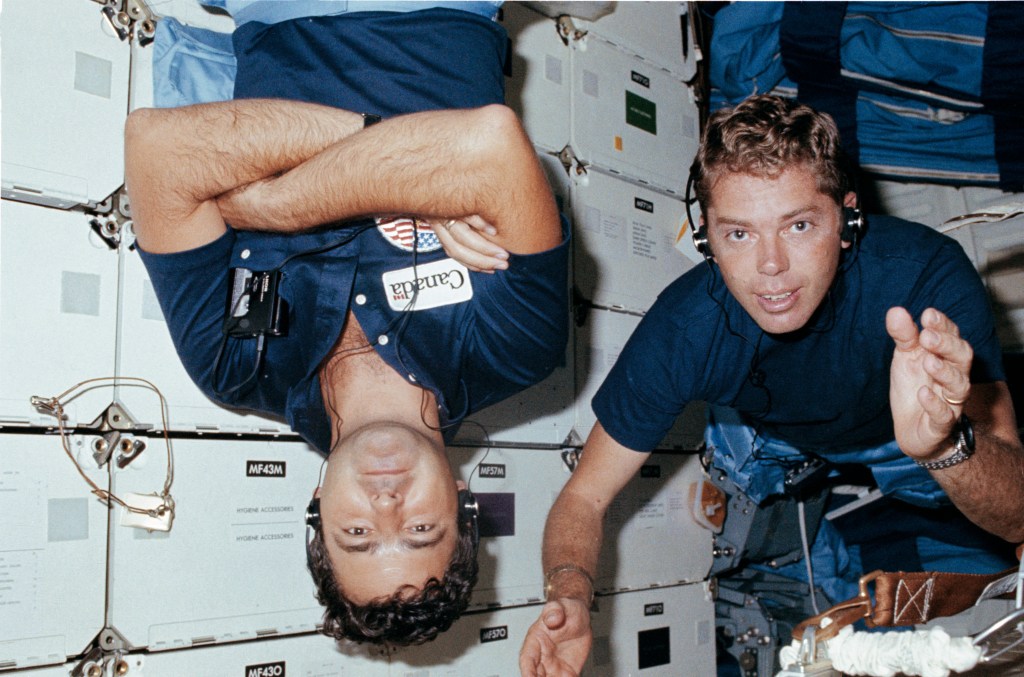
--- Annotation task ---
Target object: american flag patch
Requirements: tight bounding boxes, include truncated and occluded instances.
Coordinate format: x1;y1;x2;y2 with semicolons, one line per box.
376;216;443;253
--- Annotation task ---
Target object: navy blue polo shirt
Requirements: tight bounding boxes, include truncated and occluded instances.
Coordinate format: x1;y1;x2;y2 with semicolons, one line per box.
593;215;1005;455
138;8;570;452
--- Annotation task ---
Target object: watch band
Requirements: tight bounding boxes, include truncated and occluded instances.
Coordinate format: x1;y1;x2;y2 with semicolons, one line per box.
361;113;382;127
916;414;975;471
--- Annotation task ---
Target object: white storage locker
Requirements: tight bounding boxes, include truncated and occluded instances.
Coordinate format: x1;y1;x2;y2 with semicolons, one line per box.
587;583;715;677
502;3;572;155
574;307;706;450
0;202;119;428
572;170;695;315
118;236;290;434
570;37;699;198
448;446;570;609
0;0;130;209
389;604;540;676
597;451;712;591
0;435;108;670
943;212;1024;352
118;632;387;676
575;1;697;82
106;438;324;650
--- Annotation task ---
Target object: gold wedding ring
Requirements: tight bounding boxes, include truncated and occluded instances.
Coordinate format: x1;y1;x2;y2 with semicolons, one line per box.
442;219;457;231
942;393;967;406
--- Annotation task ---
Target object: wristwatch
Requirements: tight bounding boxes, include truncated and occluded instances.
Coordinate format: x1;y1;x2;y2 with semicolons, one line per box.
916;414;975;471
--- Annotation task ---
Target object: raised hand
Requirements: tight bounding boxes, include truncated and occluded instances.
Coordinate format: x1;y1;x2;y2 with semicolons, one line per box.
886;306;973;461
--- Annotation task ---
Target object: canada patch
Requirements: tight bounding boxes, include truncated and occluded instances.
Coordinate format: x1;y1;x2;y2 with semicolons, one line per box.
376;216;443;252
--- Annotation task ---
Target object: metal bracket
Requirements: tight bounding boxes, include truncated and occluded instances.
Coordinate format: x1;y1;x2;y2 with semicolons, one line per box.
83;401;152;468
560;447;582;472
93;0;156;44
70;647;107;677
98;626;131;653
557;144;588;178
84;184;133;250
556;14;587;46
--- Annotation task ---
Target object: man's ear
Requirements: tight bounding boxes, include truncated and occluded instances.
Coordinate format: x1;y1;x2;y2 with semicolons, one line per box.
844;191;857;209
456;479;467;491
313;486;322;499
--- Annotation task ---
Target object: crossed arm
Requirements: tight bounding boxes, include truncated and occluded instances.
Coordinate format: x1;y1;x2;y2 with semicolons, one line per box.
124;100;561;263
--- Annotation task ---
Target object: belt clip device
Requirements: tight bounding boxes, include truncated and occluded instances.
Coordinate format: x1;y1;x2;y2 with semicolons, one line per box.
224;267;289;338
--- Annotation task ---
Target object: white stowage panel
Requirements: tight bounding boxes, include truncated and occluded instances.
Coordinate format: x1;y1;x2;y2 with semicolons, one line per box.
118;236;290;434
871;180;971;229
944;213;1024;352
388;604;541;676
107;437;325;650
503;3;572;154
570;37;699;198
575;1;697;81
574;308;705;450
122;632;388;676
0;434;107;670
0;202;119;428
572;170;694;314
598;451;711;591
870;179;1012;230
448;446;570;609
587;583;715;676
0;0;129;209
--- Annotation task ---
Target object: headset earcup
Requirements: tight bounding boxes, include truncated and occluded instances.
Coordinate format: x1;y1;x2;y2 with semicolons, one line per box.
458;489;480;549
842;207;864;244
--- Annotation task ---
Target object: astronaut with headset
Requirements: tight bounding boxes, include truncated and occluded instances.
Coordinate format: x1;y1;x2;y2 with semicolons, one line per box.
126;2;568;648
520;94;1024;675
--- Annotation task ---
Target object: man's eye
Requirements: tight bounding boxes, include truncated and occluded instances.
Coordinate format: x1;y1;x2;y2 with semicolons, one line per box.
345;527;369;536
411;524;433;533
790;221;811;232
727;230;748;241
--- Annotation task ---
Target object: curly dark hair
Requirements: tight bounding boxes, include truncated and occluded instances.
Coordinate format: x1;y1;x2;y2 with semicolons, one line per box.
694;94;854;211
306;516;479;646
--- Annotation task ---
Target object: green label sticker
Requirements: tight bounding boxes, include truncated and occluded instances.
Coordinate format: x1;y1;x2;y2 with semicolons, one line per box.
626;90;657;135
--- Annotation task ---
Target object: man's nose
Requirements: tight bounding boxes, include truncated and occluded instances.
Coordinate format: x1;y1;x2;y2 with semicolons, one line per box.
372;487;403;510
757;235;788;276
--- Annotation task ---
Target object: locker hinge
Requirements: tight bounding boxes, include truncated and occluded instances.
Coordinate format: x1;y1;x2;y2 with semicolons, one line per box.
92;0;156;45
556;14;587;46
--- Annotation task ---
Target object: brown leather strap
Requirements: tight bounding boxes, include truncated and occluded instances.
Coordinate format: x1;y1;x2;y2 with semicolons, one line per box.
867;569;1008;627
792;565;1016;642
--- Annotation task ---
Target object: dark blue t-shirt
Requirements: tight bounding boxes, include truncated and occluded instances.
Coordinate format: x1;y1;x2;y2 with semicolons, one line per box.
593;215;1005;454
138;9;569;453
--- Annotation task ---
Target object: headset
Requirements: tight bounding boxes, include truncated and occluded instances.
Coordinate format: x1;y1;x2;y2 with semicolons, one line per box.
304;488;480;568
685;161;866;259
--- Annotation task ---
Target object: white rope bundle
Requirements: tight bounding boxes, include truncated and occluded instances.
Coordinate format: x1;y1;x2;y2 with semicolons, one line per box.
779;622;982;677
